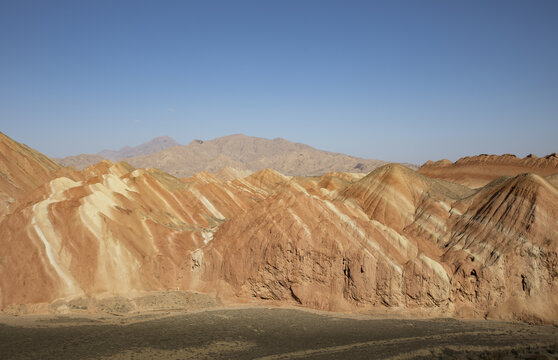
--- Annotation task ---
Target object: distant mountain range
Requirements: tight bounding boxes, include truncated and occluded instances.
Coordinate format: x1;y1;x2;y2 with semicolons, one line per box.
56;134;396;176
55;136;179;169
97;136;180;161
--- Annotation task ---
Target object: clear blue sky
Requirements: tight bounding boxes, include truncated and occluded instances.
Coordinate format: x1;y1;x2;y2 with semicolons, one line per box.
1;0;557;164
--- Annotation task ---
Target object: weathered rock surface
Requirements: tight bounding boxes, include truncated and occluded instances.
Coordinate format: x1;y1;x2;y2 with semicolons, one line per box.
0;132;61;216
1;133;557;323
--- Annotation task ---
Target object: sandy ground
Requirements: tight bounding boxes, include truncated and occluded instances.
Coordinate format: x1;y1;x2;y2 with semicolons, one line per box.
1;303;557;359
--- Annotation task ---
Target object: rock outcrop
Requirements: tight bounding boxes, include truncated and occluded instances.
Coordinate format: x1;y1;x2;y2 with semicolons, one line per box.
1;133;557;323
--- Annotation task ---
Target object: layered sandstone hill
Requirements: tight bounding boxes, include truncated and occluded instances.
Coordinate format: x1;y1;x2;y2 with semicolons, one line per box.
212;166;253;181
419;153;558;187
197;165;557;321
0;159;270;306
1;133;557;323
57;134;390;176
0;132;61;216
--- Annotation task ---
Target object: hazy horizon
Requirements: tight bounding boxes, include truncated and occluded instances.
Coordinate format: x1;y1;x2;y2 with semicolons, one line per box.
1;1;557;163
10;131;555;166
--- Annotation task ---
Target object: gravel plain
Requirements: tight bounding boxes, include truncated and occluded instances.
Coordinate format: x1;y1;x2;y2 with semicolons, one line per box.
1;306;557;359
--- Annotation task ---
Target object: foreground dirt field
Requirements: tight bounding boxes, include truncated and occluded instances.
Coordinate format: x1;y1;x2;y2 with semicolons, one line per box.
1;307;557;359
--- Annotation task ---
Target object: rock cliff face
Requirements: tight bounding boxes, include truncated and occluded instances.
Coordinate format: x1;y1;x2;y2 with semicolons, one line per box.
195;165;558;322
443;173;558;321
1;133;557;323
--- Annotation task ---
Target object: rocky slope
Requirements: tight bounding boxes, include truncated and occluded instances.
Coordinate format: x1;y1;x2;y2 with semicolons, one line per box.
419;153;558;187
442;172;558;321
196;165;558;321
0;159;272;306
1;133;557;323
132;134;391;177
0;132;61;216
57;134;390;176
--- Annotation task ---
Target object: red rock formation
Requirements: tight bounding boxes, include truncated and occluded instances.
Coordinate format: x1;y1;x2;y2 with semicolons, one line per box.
419;153;558;187
443;173;558;321
0;132;60;215
0;159;264;307
0;133;557;323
